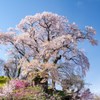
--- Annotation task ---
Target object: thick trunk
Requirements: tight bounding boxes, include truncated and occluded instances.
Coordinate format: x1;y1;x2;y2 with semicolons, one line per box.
42;80;48;93
33;76;48;93
52;80;56;91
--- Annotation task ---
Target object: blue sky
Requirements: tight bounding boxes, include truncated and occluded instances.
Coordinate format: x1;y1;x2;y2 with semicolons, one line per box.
0;0;100;94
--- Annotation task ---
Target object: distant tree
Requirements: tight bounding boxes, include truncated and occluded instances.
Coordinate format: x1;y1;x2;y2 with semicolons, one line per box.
94;94;100;100
61;74;84;93
0;59;5;76
0;12;97;92
79;88;94;100
4;56;20;78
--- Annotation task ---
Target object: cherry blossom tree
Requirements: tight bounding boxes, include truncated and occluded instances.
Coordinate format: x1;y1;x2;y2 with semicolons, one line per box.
0;12;97;92
94;94;100;100
79;88;94;100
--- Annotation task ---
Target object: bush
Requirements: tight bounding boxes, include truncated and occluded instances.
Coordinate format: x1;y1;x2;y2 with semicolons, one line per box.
11;79;29;89
0;76;9;87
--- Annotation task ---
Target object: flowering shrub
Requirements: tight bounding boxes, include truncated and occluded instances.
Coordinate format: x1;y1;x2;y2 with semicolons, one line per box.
0;79;29;97
12;79;29;89
2;80;15;96
0;86;63;100
10;79;29;89
80;89;94;100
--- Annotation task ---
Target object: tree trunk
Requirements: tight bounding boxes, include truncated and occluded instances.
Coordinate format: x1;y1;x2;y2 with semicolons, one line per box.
52;80;56;91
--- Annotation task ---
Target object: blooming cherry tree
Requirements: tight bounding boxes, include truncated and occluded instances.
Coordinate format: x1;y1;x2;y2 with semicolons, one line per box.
0;12;97;92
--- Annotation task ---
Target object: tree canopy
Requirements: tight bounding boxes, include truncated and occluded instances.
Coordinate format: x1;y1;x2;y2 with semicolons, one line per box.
0;12;97;99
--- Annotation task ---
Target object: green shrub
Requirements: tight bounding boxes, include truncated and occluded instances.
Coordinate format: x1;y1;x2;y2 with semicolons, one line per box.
0;76;9;87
